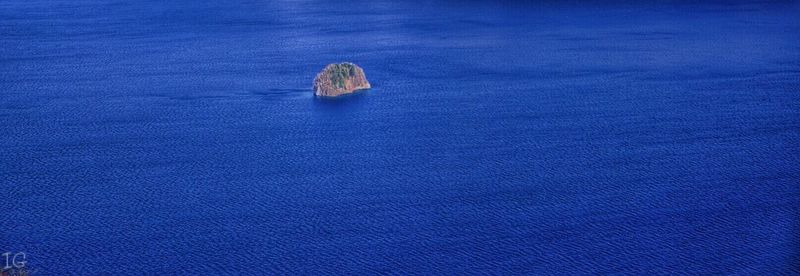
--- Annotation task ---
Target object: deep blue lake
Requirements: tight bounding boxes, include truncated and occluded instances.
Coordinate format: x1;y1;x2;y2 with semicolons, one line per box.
2;0;799;274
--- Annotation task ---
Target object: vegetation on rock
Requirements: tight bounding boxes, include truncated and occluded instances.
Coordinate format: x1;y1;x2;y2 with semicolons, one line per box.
313;62;370;97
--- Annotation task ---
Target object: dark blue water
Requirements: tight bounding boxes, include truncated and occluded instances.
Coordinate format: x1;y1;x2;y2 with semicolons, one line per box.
2;0;799;274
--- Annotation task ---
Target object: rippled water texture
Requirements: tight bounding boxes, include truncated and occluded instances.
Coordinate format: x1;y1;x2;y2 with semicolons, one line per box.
2;0;799;274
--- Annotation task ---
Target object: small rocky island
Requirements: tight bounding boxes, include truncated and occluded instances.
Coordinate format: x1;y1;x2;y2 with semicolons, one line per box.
313;62;371;97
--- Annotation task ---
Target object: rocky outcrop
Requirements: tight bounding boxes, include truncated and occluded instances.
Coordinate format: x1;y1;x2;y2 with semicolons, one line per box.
313;62;371;97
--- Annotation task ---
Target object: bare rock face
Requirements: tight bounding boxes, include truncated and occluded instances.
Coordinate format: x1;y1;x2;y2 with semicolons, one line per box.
313;62;371;97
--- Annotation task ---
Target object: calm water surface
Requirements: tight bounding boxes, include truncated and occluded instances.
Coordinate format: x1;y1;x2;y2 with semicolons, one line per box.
2;0;799;274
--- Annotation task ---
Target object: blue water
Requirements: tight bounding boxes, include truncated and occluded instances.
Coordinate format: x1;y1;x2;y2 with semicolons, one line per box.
2;0;799;274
